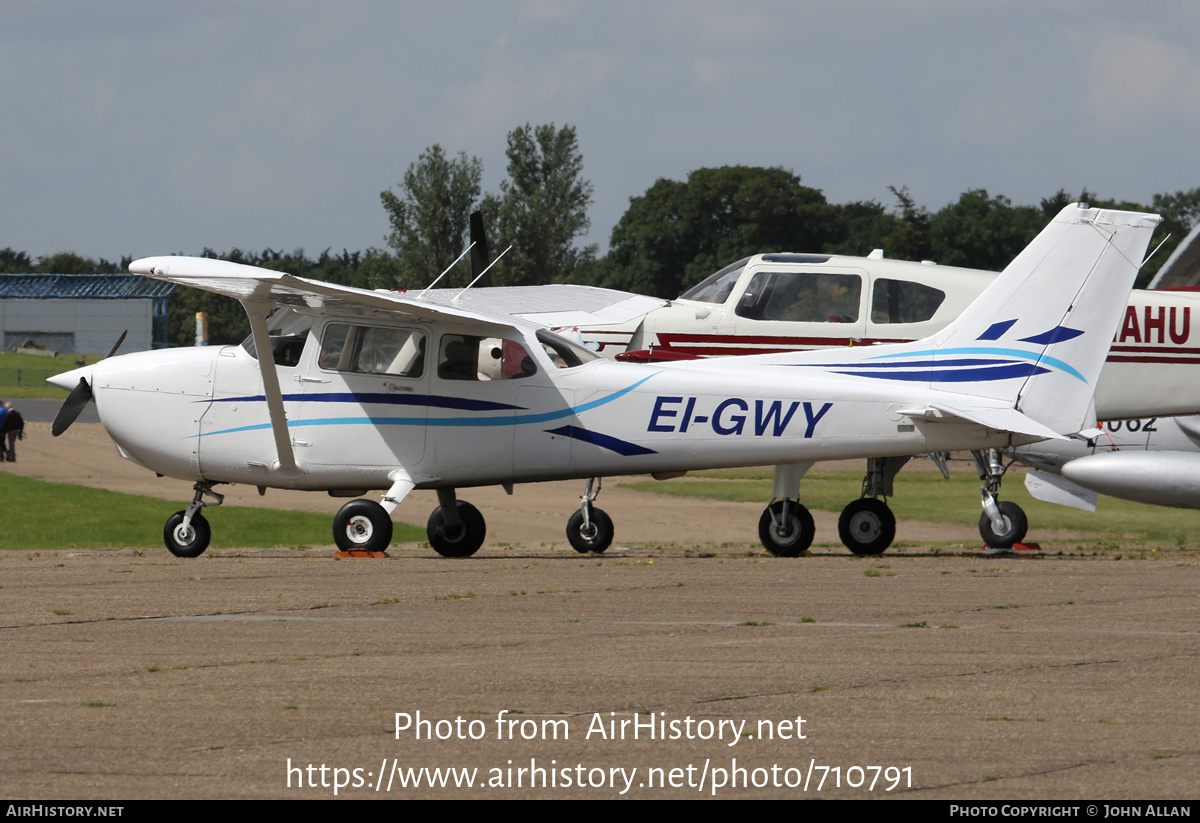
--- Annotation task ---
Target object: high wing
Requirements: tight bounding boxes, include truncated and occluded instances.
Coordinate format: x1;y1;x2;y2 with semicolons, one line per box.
129;256;664;331
128;254;663;497
419;285;666;329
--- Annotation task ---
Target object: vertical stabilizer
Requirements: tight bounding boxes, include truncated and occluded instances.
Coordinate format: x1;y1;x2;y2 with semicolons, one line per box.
814;204;1159;435
1005;207;1159;433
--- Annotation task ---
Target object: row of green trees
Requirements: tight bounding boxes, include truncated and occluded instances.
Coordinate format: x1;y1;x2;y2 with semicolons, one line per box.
379;126;1198;298
380;123;595;289
3;121;1198;347
598;176;1200;299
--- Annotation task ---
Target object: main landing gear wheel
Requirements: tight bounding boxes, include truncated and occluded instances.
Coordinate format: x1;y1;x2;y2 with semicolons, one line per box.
567;508;613;554
979;501;1028;549
427;501;486;558
164;511;211;558
758;500;815;557
838;498;896;556
333;499;393;552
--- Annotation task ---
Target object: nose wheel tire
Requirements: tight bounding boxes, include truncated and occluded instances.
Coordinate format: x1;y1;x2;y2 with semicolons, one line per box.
979;501;1028;549
837;498;896;556
333;499;394;552
427;501;486;558
164;511;211;558
758;500;815;557
567;508;614;553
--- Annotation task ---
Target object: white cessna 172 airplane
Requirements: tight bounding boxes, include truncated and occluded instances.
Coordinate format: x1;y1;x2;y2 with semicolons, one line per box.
48;204;1157;558
574;216;1200;550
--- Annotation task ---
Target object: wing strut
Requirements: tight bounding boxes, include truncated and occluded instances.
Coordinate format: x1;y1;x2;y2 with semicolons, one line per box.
244;300;304;479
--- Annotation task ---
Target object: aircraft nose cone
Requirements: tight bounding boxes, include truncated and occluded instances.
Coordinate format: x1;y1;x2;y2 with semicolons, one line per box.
47;366;91;392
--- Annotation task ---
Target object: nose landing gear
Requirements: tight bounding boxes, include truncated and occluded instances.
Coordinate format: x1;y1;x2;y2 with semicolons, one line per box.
333;499;394;552
163;482;223;558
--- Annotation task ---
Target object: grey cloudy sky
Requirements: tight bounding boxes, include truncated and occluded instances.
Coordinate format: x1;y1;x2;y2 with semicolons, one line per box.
2;0;1197;264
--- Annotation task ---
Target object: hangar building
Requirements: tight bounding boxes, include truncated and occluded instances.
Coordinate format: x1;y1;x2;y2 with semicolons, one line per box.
0;274;175;354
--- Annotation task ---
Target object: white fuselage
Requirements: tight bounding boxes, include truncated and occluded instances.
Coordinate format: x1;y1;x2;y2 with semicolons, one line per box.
80;315;1030;494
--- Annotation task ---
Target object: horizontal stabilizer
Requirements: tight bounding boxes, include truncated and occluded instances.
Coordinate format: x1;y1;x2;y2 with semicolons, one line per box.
897;404;1067;441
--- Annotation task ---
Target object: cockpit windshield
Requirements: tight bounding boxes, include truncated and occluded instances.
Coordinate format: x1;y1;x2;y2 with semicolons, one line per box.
679;258;750;304
241;308;314;367
536;329;601;368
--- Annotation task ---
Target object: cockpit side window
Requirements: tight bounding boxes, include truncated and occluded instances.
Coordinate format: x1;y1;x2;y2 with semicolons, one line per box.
734;272;862;323
437;334;537;381
318;323;426;378
679;258;750;303
241;308;314;367
870;279;946;324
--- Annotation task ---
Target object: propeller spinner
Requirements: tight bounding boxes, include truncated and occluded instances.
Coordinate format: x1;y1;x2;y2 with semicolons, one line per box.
49;330;126;437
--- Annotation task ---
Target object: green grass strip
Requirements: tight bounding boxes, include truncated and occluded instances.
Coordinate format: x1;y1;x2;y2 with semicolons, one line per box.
0;473;425;551
0;352;99;399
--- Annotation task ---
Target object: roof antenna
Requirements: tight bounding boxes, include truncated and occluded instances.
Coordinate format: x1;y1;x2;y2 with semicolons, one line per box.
454;245;511;301
418;242;475;299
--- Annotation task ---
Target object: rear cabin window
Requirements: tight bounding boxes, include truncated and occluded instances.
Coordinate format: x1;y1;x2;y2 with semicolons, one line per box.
870;279;946;324
734;272;862;323
318;324;426;378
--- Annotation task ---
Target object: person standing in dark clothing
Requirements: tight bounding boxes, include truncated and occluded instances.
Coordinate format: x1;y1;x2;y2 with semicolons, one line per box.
1;401;24;462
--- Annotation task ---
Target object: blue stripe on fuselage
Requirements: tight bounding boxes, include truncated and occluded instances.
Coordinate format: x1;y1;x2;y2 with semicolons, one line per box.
865;347;1086;382
207;392;523;412
194;374;660;438
545;425;657;456
830;364;1050;382
787;346;1086;383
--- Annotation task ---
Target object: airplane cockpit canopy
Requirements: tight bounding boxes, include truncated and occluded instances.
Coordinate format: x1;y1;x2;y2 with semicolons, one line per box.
679;257;751;303
537;329;601;368
241;307;314;367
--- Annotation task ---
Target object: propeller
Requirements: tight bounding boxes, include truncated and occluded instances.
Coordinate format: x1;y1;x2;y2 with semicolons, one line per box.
50;330;126;437
105;330;127;359
51;377;92;436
